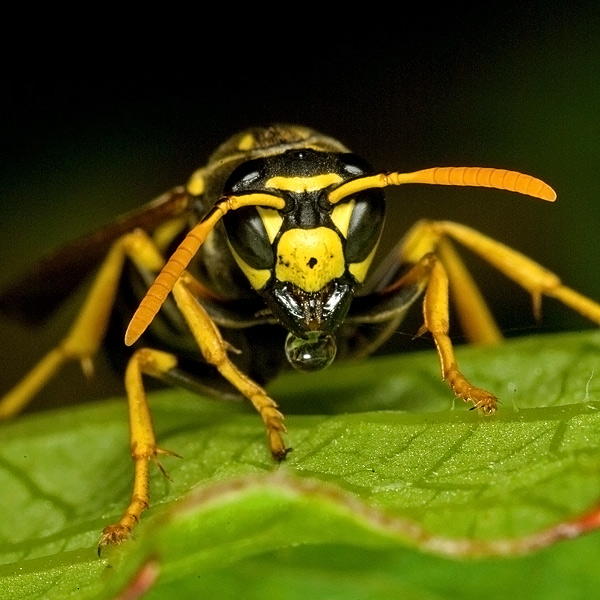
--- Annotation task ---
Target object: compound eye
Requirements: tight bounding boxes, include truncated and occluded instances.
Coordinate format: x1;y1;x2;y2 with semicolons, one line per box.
285;331;337;372
345;190;386;263
224;206;274;269
225;159;264;193
339;153;373;177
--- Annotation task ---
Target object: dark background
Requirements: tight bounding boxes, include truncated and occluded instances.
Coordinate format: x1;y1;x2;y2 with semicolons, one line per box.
2;5;600;407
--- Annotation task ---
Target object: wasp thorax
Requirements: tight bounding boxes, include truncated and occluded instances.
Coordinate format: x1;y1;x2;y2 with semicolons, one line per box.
284;331;337;372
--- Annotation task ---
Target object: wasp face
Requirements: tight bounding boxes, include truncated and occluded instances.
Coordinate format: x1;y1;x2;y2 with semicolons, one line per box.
222;149;385;371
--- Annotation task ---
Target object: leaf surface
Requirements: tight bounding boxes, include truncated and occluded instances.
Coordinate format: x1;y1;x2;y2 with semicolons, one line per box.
1;330;600;599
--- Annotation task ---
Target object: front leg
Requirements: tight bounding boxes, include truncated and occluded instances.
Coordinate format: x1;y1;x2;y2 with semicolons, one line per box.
420;257;498;413
172;274;289;461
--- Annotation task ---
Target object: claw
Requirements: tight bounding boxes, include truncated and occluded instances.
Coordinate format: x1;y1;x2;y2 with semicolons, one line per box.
469;390;498;415
98;524;133;554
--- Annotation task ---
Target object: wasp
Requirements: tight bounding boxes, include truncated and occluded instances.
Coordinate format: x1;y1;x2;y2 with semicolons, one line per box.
2;124;600;548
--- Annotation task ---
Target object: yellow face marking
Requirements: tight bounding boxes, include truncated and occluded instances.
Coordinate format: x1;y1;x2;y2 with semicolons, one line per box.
237;133;256;151
227;242;271;290
265;174;343;193
276;227;345;293
330;200;355;237
186;169;205;196
348;242;379;283
257;207;283;243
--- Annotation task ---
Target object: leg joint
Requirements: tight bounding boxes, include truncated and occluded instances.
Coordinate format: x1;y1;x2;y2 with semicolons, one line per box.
128;348;178;378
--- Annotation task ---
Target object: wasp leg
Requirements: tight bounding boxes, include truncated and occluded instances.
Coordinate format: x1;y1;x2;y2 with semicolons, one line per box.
429;220;600;325
419;257;498;413
403;220;600;326
436;238;503;345
0;230;166;420
395;217;600;412
99;348;179;548
171;274;288;461
383;223;501;411
102;243;288;547
399;220;503;346
0;243;125;419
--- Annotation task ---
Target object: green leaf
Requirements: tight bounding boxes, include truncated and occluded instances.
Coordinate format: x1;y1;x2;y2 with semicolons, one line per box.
1;330;600;599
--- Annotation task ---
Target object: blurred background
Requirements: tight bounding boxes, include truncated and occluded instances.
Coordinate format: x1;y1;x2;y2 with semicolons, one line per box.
1;4;599;408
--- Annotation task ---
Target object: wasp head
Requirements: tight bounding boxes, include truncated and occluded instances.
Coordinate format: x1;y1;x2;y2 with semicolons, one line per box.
222;149;385;371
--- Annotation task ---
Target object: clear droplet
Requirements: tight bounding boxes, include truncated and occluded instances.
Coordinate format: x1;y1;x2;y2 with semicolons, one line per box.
285;331;337;372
